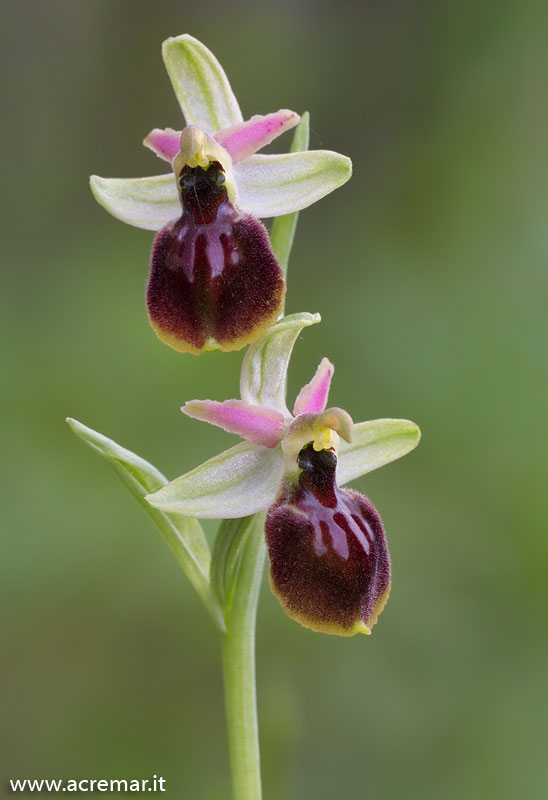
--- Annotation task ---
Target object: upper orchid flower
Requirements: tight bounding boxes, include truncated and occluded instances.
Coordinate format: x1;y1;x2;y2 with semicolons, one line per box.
90;35;352;354
147;314;421;636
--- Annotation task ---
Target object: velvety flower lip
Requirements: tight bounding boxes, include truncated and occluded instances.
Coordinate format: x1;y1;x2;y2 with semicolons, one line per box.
146;313;420;636
89;34;352;355
266;443;391;636
145;161;285;354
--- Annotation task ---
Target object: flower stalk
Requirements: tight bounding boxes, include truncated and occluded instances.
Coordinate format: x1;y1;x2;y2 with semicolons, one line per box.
217;114;310;798
221;514;266;800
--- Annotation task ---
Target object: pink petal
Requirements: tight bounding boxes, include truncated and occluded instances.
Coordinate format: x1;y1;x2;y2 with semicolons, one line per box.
293;358;334;416
143;128;182;163
214;110;300;164
182;399;285;448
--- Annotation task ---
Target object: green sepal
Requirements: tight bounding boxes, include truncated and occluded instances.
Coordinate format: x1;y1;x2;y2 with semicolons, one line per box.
162;34;243;133
89;173;179;231
146;441;284;520
338;418;421;485
239;312;321;415
66;418;225;631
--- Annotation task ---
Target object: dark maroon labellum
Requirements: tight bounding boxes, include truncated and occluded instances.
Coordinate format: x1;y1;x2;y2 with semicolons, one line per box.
266;443;391;635
146;162;285;354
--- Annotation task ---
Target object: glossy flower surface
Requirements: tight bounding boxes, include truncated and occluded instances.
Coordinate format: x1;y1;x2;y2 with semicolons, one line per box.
147;313;420;635
90;35;352;353
266;443;391;636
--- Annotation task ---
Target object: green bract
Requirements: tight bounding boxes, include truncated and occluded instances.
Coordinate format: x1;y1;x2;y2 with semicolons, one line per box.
66;418;225;630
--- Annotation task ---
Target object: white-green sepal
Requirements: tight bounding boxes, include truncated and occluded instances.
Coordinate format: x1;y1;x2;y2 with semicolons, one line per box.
146;442;284;519
66;418;224;630
337;419;421;485
240;312;321;416
234;150;352;218
90;174;179;231
162;34;243;134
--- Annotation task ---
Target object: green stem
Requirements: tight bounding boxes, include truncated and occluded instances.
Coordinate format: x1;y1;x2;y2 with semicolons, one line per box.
221;112;310;800
222;513;266;800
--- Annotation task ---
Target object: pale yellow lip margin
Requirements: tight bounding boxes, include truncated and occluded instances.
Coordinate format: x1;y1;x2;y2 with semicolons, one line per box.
269;578;392;638
148;288;286;356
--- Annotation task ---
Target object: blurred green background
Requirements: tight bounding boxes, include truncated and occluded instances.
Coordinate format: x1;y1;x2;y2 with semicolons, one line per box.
2;1;547;797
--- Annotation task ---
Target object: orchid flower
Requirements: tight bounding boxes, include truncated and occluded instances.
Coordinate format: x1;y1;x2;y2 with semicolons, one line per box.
147;314;421;636
90;35;352;354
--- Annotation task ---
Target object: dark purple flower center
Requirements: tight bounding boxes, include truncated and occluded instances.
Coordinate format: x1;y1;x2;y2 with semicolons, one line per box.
178;162;227;224
297;443;338;507
295;443;375;560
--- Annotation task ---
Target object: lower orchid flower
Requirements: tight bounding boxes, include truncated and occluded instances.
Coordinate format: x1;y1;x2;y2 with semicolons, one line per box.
147;313;421;636
90;35;351;354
